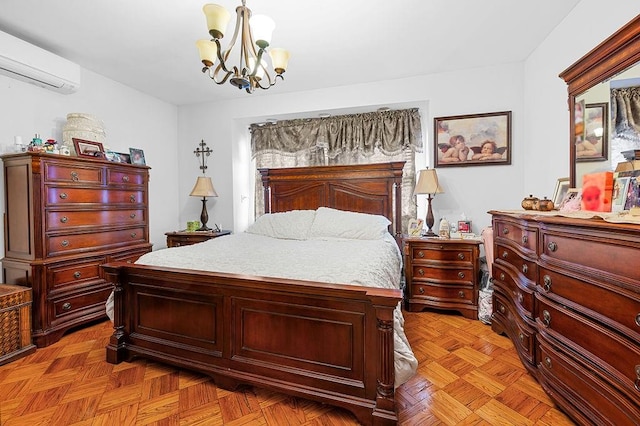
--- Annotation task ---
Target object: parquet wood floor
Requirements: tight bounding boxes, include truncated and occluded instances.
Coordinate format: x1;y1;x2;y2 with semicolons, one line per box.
0;310;576;425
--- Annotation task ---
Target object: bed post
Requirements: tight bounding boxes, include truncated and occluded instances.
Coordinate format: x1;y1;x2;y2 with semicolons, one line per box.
104;264;127;364
371;298;399;424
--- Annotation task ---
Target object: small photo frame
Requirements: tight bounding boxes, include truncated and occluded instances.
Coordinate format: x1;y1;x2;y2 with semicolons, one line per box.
129;148;146;165
576;102;608;162
612;174;631;212
552;177;570;208
558;188;582;212
104;150;121;163
434;111;511;168
73;138;104;158
407;218;423;236
116;152;131;163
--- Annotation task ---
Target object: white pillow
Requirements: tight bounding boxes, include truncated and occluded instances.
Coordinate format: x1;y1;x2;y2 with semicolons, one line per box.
246;210;316;240
309;207;391;240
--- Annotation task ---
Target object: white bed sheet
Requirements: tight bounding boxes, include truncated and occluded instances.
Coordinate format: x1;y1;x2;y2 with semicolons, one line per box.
112;232;418;387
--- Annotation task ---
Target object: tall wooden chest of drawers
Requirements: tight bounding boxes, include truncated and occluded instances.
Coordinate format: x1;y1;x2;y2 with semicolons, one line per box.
403;236;481;319
490;211;640;425
1;153;152;347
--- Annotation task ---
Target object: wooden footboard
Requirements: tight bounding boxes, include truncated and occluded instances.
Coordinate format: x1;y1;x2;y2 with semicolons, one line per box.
104;262;402;425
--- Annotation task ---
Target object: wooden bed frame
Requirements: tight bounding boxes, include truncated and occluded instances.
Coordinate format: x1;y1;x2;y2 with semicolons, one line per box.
104;161;406;425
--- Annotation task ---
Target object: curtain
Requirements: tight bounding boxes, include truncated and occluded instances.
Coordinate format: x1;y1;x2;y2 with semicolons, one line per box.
250;108;424;232
611;87;640;142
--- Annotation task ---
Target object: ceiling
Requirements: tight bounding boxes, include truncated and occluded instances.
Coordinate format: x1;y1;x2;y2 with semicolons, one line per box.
0;0;581;106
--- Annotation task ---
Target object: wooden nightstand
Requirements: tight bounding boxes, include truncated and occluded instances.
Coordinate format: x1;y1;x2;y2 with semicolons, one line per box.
403;236;482;319
165;230;231;247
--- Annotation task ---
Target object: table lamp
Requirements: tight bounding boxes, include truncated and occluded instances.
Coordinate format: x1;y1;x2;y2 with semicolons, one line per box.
189;176;219;231
414;168;444;237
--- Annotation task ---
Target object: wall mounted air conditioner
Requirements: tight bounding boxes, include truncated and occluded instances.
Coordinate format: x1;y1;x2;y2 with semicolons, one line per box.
0;30;80;94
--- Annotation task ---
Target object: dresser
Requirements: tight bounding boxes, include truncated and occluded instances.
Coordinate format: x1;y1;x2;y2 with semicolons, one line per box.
1;153;152;347
165;229;231;247
403;236;481;319
490;211;640;425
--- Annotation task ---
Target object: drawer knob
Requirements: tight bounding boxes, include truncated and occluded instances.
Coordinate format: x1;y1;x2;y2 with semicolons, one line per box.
130;213;136;219
636;313;640;327
60;216;68;223
62;302;72;311
73;271;81;279
518;332;524;342
59;192;68;199
499;305;505;313
122;175;130;182
522;235;528;244
547;241;557;252
129;194;136;202
130;232;137;238
500;273;505;281
542;310;551;327
635;365;640;392
417;268;425;276
417;250;425;258
418;287;425;295
458;290;465;298
522;264;528;274
543;275;552;292
545;356;552;369
457;253;465;260
458;272;465;279
61;240;69;247
517;292;523;303
502;228;509;235
502;251;508;259
70;171;79;182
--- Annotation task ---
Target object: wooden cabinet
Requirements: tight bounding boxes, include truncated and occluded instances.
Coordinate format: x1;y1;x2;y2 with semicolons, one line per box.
1;153;152;347
403;236;481;319
165;230;231;247
491;211;640;425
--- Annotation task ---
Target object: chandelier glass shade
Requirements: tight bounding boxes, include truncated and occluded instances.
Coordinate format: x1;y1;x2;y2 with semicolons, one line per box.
196;1;290;93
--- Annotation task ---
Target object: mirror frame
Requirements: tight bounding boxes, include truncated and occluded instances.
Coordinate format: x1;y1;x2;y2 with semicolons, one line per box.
560;14;640;188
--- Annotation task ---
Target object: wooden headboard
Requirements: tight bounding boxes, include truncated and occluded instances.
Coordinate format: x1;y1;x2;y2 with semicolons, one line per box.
259;161;405;237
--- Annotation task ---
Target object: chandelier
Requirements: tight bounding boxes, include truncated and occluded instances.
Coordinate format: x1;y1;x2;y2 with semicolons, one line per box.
196;1;290;93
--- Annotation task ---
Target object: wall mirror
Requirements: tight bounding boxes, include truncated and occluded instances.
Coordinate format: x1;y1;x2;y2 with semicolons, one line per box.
560;14;640;188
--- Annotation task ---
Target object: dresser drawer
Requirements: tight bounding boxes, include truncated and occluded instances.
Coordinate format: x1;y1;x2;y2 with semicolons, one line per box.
47;227;147;257
538;267;640;338
494;219;537;252
494;244;537;282
541;231;640;282
46;209;145;230
108;246;152;264
46;187;145;205
493;263;534;319
43;162;103;184
411;265;474;284
52;287;111;320
409;244;474;263
493;290;535;366
48;257;104;293
411;283;474;304
537;295;640;392
107;168;147;187
537;337;640;426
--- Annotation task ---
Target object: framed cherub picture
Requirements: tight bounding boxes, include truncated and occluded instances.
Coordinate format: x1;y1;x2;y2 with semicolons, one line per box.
434;111;511;168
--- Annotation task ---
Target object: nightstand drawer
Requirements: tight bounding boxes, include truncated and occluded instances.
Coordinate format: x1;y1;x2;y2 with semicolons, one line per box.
409;245;474;263
412;265;474;284
411;283;474;303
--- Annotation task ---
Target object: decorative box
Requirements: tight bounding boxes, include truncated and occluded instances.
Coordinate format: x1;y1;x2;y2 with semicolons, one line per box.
0;284;36;365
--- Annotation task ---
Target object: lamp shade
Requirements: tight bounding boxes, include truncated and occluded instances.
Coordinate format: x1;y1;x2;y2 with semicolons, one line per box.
203;3;231;39
414;168;444;195
190;176;218;197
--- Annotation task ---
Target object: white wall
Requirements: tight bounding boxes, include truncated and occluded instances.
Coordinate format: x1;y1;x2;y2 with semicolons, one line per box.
0;68;179;252
179;63;525;235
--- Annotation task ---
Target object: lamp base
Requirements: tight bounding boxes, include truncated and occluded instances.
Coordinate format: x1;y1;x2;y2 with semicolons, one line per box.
422;229;438;238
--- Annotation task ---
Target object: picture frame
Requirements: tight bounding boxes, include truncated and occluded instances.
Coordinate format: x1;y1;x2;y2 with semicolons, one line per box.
552;177;570;208
104;150;121;163
72;138;104;158
576;102;608;162
558;188;582;212
434;111;511;168
612;173;631;212
129;148;146;165
116;152;131;163
407;218;423;236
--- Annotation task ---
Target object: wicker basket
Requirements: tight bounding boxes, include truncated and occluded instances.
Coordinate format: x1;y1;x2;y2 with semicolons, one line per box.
0;284;35;365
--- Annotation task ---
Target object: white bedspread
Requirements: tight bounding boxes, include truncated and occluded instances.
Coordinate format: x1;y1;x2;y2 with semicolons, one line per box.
120;232;417;387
